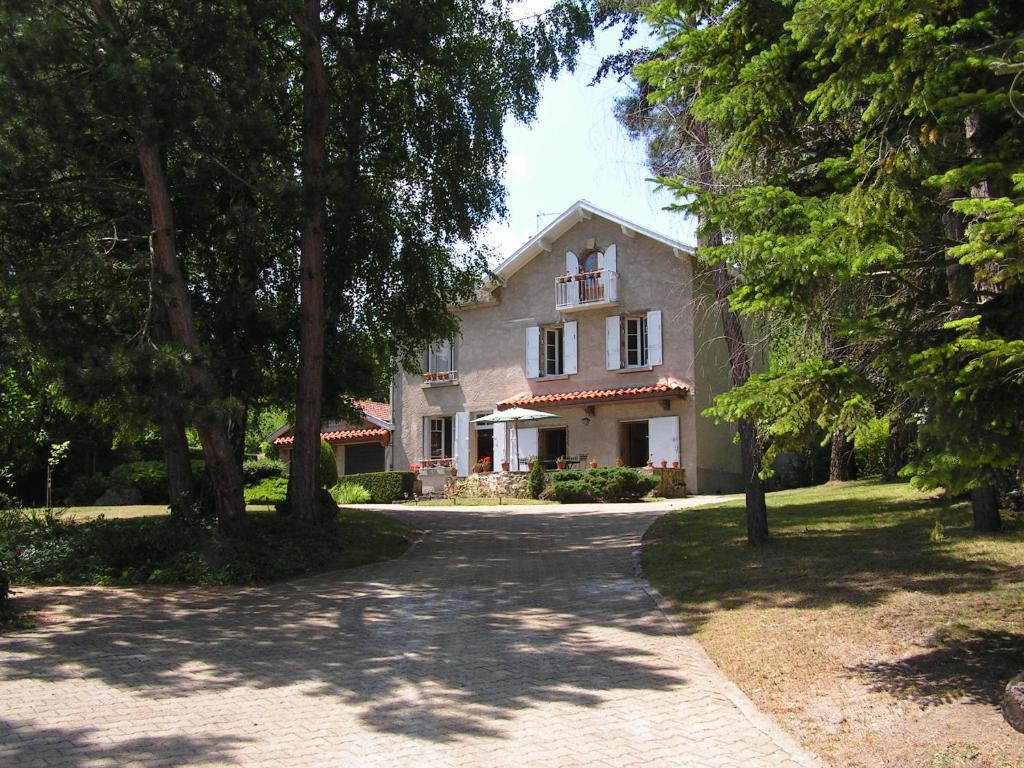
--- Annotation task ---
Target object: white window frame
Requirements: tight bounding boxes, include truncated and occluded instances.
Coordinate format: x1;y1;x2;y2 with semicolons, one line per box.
623;316;649;368
541;326;564;377
427;340;453;374
429;415;453;460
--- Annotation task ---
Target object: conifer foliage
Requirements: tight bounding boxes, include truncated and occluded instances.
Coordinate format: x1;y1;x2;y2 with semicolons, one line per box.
630;0;1023;531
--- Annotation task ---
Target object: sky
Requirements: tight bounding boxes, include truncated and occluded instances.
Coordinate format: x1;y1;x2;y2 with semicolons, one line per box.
481;3;697;262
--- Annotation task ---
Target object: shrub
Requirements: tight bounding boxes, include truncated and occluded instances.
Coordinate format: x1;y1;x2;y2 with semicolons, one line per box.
107;460;206;504
331;483;372;504
66;472;110;505
242;457;285;485
244;476;289;504
342;471;415;504
527;458;546;499
550;467;658;503
319;440;338;488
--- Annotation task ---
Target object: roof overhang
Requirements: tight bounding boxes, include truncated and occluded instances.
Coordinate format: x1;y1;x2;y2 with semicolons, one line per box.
498;383;690;410
487;200;695;288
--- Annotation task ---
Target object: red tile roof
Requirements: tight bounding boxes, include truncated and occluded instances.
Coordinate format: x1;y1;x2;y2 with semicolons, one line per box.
498;383;689;409
274;427;389;446
271;400;392;446
357;400;391;422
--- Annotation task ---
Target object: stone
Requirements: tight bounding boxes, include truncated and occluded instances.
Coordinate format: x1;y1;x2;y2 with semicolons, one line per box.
93;487;143;506
1002;672;1024;733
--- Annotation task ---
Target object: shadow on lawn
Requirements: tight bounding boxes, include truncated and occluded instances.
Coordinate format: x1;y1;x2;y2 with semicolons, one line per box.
643;494;1018;617
0;506;688;750
854;629;1024;707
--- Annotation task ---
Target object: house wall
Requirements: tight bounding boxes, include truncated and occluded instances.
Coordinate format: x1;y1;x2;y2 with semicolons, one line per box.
393;213;742;492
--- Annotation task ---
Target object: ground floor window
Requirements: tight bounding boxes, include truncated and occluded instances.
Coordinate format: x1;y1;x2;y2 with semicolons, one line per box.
344;442;385;474
475;424;493;466
429;416;453;460
539;427;567;466
621;421;649;467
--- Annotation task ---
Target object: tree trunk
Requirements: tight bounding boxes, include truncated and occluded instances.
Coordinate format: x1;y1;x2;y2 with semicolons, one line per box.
290;0;330;523
970;486;1002;532
90;0;245;531
829;428;856;482
693;120;769;544
160;410;194;516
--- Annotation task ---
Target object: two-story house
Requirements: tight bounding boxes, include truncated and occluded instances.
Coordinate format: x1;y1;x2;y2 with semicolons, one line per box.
391;200;745;494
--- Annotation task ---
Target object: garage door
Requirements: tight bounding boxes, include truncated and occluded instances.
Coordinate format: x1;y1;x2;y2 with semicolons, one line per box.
344;443;385;475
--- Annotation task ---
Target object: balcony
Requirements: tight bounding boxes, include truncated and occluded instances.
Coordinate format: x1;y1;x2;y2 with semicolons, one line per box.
555;269;619;312
423;370;458;386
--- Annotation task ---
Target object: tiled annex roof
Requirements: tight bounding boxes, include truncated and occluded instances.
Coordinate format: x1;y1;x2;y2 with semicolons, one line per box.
356;400;391;423
497;383;689;410
270;400;392;446
273;427;388;446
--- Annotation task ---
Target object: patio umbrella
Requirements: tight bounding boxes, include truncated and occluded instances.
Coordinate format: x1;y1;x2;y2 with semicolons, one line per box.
473;407;558;471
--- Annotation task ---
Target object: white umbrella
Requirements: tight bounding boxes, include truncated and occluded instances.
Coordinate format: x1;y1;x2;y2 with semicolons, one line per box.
473;407;558;471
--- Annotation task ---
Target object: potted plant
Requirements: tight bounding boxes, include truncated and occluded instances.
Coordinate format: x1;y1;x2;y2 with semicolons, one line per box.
589;459;598;469
672;460;679;469
555;456;566;470
450;465;458;477
481;457;492;473
660;460;668;469
472;462;483;474
615;458;624;467
500;460;510;472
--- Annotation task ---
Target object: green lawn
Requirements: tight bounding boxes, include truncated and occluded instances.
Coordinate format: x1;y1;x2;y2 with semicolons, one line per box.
643;480;1024;768
33;504;275;520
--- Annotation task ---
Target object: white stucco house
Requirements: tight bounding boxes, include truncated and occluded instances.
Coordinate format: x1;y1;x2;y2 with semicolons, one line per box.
390;200;746;494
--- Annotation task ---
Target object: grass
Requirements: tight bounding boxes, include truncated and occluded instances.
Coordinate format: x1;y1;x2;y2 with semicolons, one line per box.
26;504;277;520
643;480;1024;768
2;507;412;589
401;496;554;506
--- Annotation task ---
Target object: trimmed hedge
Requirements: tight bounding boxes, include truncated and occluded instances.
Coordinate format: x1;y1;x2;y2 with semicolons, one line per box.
550;467;658;503
343;471;416;504
242;457;285;484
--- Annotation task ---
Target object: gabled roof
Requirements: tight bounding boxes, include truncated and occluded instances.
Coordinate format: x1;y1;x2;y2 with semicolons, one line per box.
267;400;393;446
491;200;695;283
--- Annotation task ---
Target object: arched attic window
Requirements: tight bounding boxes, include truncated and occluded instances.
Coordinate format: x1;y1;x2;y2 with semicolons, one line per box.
578;247;601;274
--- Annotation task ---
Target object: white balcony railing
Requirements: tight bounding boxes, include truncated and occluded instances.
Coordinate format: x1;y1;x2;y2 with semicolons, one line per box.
555;269;619;311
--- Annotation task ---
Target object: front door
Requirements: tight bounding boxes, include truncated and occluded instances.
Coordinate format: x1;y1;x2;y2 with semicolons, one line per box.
623;421;649;467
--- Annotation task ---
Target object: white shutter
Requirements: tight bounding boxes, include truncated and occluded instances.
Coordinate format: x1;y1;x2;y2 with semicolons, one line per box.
526;326;540;379
516;427;539;470
649;416;680;465
565;250;578;273
454;412;470;476
602;243;617;272
647;309;663;366
564;321;577;375
421;417;431;461
606;315;621;370
493;423;507;468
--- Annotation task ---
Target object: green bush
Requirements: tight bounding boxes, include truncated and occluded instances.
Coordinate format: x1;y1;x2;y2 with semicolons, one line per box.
527;458;546;499
550;467;658;503
65;472;110;505
342;471;415;504
107;460;206;504
0;505;410;586
331;483;372;504
320;440;338;489
242;457;285;484
244;476;289;504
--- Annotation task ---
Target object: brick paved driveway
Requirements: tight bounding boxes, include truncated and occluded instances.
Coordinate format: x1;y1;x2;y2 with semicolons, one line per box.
1;499;823;768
